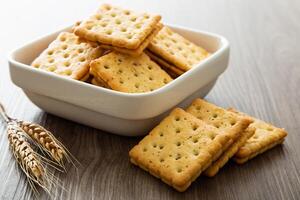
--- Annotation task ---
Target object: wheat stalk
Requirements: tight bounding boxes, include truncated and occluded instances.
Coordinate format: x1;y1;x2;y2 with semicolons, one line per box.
0;101;76;196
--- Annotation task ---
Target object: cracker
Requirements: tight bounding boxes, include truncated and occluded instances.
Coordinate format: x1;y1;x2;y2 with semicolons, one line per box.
74;4;161;49
91;78;105;87
129;108;231;192
186;99;253;176
90;66;111;88
229;108;288;164
204;125;255;176
148;26;210;71
91;77;110;88
234;139;285;164
80;73;90;82
145;50;184;77
99;23;163;57
160;67;180;79
90;52;172;93
31;32;103;80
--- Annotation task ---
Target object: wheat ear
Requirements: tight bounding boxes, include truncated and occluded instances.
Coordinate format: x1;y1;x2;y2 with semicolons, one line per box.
18;121;77;169
7;122;49;191
18;121;65;164
0;101;76;196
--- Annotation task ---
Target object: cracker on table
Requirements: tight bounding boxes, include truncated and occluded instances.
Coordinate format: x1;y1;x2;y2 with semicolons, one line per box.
90;52;172;93
99;23;163;57
74;4;161;49
228;108;288;164
31;32;103;80
129;108;231;192
145;50;184;77
204;125;255;176
148;26;210;71
186;99;253;176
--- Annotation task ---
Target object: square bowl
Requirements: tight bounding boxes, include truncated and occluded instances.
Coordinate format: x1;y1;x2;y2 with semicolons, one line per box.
8;24;229;136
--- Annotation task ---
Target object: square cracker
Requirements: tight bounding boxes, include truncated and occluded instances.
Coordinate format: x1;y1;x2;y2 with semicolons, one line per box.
129;108;232;192
31;32;103;80
186;99;253;176
99;23;163;57
74;4;161;49
90;52;172;93
145;50;184;77
147;26;210;71
228;108;288;164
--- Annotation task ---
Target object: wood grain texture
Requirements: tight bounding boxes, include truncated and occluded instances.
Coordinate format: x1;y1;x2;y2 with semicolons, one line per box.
0;0;299;199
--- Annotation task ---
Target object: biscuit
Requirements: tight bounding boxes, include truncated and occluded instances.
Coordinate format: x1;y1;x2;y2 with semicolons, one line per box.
145;50;184;77
80;73;90;82
90;66;111;88
204;125;255;176
148;26;210;71
229;108;288;164
90;52;172;93
186;99;253;176
91;77;110;88
31;32;103;80
129;108;231;192
74;4;161;49
99;23;163;57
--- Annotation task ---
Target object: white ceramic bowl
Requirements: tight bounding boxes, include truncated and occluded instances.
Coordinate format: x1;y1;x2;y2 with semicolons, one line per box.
8;24;229;136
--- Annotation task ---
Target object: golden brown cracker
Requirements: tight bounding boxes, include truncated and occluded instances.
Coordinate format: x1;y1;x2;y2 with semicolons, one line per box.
145;50;184;77
74;4;161;49
91;77;110;88
234;139;285;164
148;26;210;71
99;23;163;57
31;32;103;80
229;108;288;164
204;125;255;176
186;99;253;176
129;108;231;192
90;52;172;93
80;73;90;82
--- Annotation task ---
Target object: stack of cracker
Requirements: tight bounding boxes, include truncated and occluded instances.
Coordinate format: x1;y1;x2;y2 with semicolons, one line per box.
31;4;211;93
129;99;287;192
73;4;163;57
146;26;210;77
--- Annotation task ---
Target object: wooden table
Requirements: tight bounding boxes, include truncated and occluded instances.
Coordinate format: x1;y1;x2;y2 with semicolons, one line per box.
0;0;299;199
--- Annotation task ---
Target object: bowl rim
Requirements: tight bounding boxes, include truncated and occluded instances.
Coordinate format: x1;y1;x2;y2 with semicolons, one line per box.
7;23;229;98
